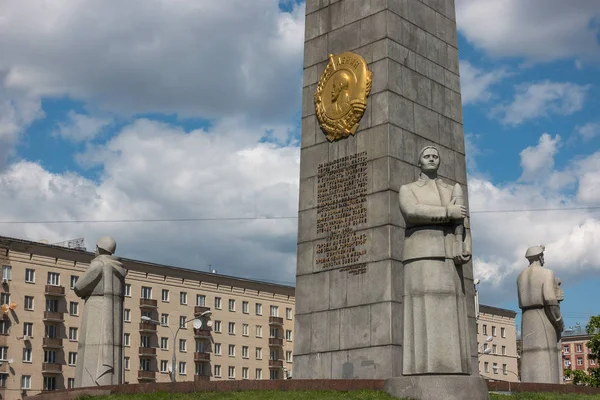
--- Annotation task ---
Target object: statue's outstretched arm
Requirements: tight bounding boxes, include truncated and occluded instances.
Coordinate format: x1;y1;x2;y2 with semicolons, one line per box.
399;185;449;224
74;260;104;298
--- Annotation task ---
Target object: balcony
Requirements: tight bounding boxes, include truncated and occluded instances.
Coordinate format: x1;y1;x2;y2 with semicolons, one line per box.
45;285;65;297
43;311;64;322
194;352;210;362
138;370;156;381
195;374;210;382
139;322;157;333
194;306;210;316
43;337;63;348
269;316;283;326
269;360;283;368
269;338;283;347
194;328;212;339
42;363;62;374
139;347;157;357
139;298;158;309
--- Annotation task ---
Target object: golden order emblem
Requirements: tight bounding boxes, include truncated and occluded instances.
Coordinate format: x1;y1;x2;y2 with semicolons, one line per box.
314;52;372;142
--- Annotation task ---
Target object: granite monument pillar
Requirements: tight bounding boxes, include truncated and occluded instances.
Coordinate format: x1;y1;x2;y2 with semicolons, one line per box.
294;0;481;392
74;236;127;387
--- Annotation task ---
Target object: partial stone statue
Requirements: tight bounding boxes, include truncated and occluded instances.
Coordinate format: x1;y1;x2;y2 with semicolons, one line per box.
74;236;127;387
517;245;564;384
399;146;472;375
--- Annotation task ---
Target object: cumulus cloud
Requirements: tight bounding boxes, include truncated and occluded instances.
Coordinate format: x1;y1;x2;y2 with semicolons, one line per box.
0;118;300;284
456;0;600;63
493;81;591;126
54;111;112;143
518;133;561;182
0;0;305;122
575;122;600;141
459;60;510;105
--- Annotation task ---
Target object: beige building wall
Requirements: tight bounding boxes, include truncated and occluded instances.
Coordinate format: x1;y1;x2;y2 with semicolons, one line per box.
0;236;295;400
477;305;518;382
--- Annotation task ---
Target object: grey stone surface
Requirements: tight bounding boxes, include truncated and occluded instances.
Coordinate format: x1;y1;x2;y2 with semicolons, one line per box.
384;375;490;400
74;236;126;387
517;245;564;384
331;345;403;379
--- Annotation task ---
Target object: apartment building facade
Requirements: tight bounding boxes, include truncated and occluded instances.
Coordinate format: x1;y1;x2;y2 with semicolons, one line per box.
562;324;598;382
0;236;295;400
477;304;519;382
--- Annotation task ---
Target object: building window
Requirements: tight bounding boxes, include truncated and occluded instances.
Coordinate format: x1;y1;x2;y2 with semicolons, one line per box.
286;308;292;320
141;286;152;299
0;318;11;335
242;301;249;314
242;346;249;359
214;343;221;356
286;330;292;341
124;284;131;297
228;344;235;357
501;345;506;356
215;297;222;309
21;375;31;389
229;299;235;312
124;333;130;346
228;322;235;335
160;360;168;373
228;366;235;379
68;378;75;388
46;298;58;312
196;362;208;376
69;302;79;316
564;345;569;354
140;358;151;371
564;359;570;367
286;351;292;362
23;322;33;337
256;368;262;380
23;348;32;362
256;303;262;315
492;344;497;354
482;325;487;335
577;344;583;352
196;341;208;353
122;309;130;322
578;358;583;366
43;376;56;391
179;361;186;375
25;268;35;283
68;352;77;366
214;365;221;378
70;275;78;289
159;337;168;350
196;295;206;306
270;327;279;338
484;362;489;373
214;321;222;333
44;350;56;363
180;292;187;305
141;310;153;320
501;327;506;338
492;363;498;374
161;313;169;326
0;347;7;360
256;325;262;338
491;326;496;337
591;359;596;366
242;324;249;336
47;272;60;286
24;296;34;310
179;316;187;328
0;293;10;305
140;335;150;348
45;324;57;338
242;367;249;379
1;265;11;281
124;357;130;370
69;327;78;341
270;369;279;380
270;305;279;317
179;339;187;352
256;347;262;360
502;364;507;375
162;289;169;302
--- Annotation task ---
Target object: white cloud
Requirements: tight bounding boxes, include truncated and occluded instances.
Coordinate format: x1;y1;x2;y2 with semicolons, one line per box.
456;0;600;63
575;122;600;141
519;133;561;182
0;0;305;122
0;117;300;284
493;81;591;126
459;60;510;105
54;111;112;143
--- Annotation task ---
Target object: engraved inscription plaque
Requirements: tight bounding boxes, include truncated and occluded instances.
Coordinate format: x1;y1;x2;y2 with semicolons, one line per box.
315;152;368;274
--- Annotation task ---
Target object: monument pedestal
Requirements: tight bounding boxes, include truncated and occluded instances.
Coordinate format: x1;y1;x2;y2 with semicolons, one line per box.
384;375;490;400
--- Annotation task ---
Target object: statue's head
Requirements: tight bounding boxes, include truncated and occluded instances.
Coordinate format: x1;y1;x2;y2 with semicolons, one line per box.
525;245;545;266
418;146;440;173
96;236;117;256
331;71;350;102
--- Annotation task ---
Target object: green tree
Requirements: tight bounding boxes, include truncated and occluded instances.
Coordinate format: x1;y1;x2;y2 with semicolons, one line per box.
564;316;600;387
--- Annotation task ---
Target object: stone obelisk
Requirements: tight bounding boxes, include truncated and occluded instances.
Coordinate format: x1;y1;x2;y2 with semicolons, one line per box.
293;1;486;397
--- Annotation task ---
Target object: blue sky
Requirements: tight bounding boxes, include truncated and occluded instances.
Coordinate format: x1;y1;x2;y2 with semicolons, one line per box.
1;0;600;331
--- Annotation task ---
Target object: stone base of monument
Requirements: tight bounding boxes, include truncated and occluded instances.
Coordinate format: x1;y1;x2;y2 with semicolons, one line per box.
384;375;490;400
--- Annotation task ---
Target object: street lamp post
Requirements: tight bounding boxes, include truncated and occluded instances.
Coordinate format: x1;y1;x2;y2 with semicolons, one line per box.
142;310;212;383
492;367;519;392
478;335;494;354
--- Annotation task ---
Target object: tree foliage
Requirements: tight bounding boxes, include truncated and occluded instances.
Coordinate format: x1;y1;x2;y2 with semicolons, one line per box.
564;316;600;387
